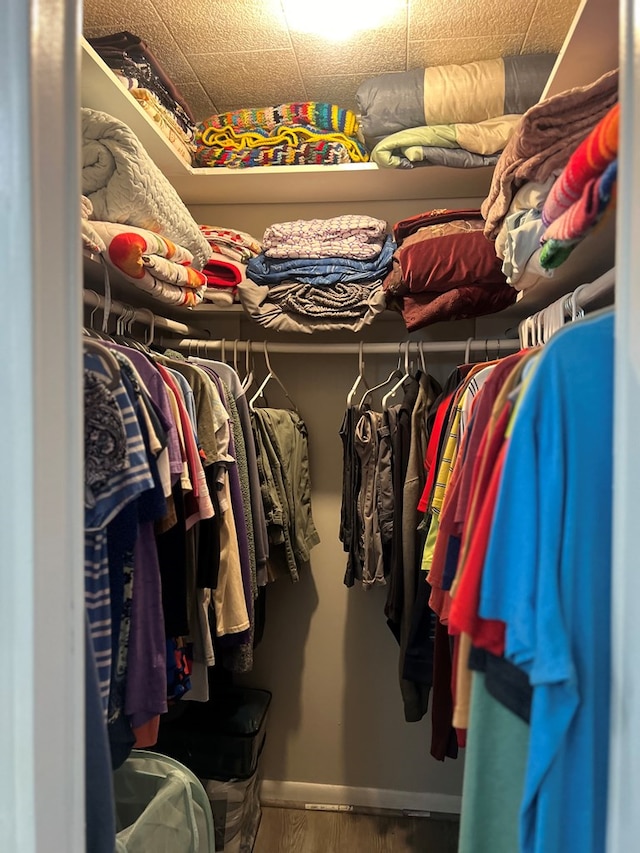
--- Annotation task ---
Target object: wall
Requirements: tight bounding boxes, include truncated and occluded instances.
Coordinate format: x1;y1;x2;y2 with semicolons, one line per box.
186;195;484;807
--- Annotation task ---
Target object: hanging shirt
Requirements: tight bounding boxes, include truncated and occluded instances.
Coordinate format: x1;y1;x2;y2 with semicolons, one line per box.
479;312;613;853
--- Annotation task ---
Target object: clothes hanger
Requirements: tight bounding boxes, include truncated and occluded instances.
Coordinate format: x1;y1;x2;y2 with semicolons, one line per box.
417;340;427;375
464;336;474;365
249;341;298;412
83;339;121;390
346;341;369;407
241;341;255;393
382;340;411;411
358;342;404;409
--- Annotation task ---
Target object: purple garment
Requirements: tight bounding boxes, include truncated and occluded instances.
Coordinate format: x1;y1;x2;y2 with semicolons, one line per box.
125;520;168;728
104;344;183;478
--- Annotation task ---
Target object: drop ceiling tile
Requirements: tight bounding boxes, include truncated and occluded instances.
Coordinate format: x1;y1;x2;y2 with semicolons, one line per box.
408;34;526;69
302;75;373;113
178;82;217;122
408;0;537;40
522;0;582;53
191;50;306;111
151;0;291;54
290;27;407;77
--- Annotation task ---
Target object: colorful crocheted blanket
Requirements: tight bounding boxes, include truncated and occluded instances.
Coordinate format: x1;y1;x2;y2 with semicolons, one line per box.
200;102;358;136
195;102;367;168
195;139;360;168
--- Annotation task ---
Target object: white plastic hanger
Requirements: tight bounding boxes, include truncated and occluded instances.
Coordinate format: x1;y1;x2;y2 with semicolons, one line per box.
346;341;369;407
382;340;411;411
358;343;404;409
241;341;255;393
464;336;474;364
249;341;297;412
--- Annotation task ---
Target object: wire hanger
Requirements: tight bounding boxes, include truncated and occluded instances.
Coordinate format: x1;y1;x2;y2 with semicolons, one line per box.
249;341;297;412
346;341;369;407
417;340;427;375
382;340;411;411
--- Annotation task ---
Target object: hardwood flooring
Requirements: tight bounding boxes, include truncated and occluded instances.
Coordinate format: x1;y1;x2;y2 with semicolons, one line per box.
253;806;459;853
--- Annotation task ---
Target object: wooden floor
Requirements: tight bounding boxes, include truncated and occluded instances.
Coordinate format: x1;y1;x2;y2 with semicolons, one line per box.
253;806;459;853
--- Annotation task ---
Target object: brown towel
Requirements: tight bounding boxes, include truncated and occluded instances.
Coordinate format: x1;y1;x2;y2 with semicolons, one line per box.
481;68;618;240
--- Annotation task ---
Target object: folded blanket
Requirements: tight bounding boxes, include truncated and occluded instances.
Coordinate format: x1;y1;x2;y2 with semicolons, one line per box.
90;220;206;307
194;138;360;168
200;226;262;263
500;208;552;285
238;278;387;333
199;102;358;136
481;68;619;239
372;146;500;169
371;115;520;168
357;54;556;144
263;215;387;260
116;81;196;165
247;235;395;285
81;107;211;269
81;195;106;254
268;280;383;320
539;159;617;269
394;285;517;331
494;176;556;259
88;32;195;123
195;123;368;166
385;217;506;296
203;256;246;289
541;102;619;226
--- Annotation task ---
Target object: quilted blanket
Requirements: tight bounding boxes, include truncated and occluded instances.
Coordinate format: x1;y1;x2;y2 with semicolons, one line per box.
370;115;520;169
262;215;387;260
356;54;556;145
91;220;206;307
200;226;262;263
81;108;211;270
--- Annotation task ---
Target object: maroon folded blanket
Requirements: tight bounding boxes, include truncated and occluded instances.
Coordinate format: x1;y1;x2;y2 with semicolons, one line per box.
399;285;517;331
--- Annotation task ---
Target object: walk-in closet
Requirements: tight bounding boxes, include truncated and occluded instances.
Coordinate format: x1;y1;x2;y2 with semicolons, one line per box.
1;0;636;851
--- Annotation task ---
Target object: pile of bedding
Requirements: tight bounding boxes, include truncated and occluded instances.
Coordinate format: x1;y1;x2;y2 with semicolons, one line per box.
199;226;263;306
88;31;197;166
82;199;207;307
240;215;392;332
484;70;619;293
81;107;210;271
383;209;516;330
194;102;368;168
357;54;556;169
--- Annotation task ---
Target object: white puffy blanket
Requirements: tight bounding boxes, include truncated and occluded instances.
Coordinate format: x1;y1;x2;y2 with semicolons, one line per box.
81;107;210;270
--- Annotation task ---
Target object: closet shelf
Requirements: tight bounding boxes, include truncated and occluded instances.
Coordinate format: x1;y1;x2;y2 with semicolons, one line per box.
80;38;493;206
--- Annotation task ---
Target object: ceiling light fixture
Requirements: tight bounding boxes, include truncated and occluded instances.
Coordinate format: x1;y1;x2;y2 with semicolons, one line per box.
279;0;405;42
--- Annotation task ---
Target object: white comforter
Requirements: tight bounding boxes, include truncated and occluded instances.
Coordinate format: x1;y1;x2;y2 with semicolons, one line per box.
81;107;210;270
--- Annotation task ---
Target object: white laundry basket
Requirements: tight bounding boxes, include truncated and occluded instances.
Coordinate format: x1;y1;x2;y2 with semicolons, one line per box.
114;750;216;853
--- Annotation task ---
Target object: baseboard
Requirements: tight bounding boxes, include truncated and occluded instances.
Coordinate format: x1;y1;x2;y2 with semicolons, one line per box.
259;780;461;815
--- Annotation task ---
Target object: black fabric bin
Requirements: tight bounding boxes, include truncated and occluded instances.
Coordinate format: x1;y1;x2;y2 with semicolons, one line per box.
155;687;272;781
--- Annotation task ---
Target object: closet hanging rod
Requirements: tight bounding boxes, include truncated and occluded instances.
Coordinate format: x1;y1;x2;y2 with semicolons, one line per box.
160;338;521;357
82;290;208;339
561;266;615;315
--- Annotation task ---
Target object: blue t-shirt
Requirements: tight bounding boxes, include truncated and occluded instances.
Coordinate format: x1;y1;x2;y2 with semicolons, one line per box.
479;311;613;853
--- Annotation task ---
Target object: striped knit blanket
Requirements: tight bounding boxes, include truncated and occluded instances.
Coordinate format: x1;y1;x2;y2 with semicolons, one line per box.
200;102;358;136
539;159;617;269
541;102;619;226
195;139;359;168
